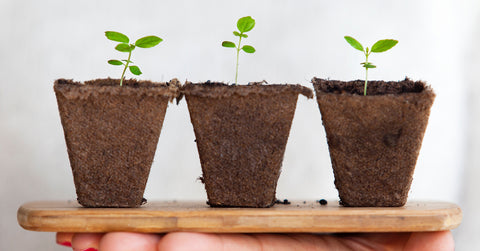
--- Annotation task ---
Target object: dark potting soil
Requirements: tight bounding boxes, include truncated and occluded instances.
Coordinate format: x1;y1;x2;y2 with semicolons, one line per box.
183;82;313;208
314;77;427;95
180;81;313;99
312;78;435;207
317;199;328;205
54;78;180;207
275;199;291;205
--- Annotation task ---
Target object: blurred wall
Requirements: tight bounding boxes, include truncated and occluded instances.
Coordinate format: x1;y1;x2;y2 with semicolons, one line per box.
0;0;478;250
456;7;480;250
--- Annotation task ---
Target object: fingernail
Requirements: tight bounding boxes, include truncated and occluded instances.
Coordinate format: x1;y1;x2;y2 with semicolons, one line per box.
56;241;71;247
73;248;98;251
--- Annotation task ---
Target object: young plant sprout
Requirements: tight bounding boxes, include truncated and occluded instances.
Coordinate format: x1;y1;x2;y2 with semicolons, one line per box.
105;31;163;86
344;36;398;95
222;16;256;84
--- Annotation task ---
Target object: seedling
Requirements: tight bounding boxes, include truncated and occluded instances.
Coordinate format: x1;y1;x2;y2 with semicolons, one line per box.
105;31;163;86
222;16;256;84
344;36;398;95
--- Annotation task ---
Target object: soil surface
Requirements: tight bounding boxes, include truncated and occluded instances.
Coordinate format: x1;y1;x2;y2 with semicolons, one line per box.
181;81;313;98
313;77;427;95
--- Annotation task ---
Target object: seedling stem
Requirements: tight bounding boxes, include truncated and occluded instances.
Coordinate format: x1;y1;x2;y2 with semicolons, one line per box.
120;51;132;87
235;35;242;84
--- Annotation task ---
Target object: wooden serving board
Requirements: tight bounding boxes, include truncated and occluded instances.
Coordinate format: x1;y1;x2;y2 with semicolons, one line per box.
17;200;462;233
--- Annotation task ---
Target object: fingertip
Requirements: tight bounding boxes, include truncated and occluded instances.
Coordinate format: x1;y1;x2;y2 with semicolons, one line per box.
406;231;455;251
99;232;162;251
71;233;103;251
56;232;74;247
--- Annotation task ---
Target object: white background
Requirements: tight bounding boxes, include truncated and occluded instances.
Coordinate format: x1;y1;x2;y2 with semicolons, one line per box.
1;0;479;250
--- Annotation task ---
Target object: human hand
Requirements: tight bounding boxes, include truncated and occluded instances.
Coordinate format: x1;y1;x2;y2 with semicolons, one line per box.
56;231;454;251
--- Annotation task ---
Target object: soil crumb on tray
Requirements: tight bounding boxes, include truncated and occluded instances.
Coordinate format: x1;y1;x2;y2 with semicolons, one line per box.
275;199;291;205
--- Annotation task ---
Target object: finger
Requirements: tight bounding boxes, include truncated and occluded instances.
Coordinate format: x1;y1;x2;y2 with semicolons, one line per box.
99;232;162;251
158;232;340;251
336;232;412;250
158;231;455;251
404;231;454;251
338;231;454;251
56;232;74;247
71;233;103;251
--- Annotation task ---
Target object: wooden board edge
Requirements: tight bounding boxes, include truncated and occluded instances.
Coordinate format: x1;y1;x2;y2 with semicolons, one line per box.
17;201;463;233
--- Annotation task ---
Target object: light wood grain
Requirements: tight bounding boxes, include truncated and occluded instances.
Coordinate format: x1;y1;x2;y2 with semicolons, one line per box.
17;200;462;233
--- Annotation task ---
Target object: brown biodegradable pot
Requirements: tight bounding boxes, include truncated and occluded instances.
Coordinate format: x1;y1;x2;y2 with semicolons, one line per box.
54;78;179;208
182;82;313;208
312;77;435;207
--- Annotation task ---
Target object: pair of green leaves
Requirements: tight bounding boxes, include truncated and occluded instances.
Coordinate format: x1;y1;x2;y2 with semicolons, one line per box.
344;36;398;69
345;36;398;53
106;31;162;85
222;16;256;84
222;42;255;54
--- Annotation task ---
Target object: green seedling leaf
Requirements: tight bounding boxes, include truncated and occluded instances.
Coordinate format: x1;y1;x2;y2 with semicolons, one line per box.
129;65;142;75
222;41;236;48
371;39;398;53
105;31;129;43
345;35;398;95
233;32;248;38
361;62;377;68
237;16;255;33
115;43;134;52
106;31;163;86
108;59;123;65
135;36;163;48
344;36;364;52
242;45;255;53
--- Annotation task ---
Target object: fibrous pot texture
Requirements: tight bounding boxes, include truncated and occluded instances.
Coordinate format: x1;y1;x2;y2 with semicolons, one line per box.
312;78;435;207
183;82;313;208
54;78;179;208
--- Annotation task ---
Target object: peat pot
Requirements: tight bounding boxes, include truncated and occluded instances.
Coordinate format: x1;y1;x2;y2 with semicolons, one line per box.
54;78;179;207
312;77;435;207
182;82;313;208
